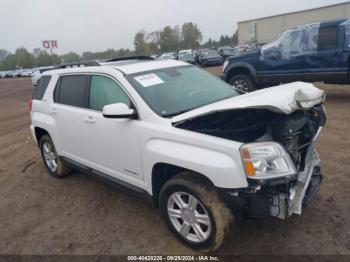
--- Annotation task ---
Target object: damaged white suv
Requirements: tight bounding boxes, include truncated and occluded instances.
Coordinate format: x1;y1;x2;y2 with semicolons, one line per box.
30;58;326;252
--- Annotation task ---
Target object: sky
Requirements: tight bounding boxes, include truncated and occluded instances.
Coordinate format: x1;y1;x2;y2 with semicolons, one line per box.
0;0;349;54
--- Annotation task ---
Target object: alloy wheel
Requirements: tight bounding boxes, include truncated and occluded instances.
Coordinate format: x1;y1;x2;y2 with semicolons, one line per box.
232;78;249;92
42;142;58;172
167;192;211;243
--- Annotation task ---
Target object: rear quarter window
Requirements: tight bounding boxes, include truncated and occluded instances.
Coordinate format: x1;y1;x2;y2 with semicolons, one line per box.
54;75;89;108
32;75;52;100
318;26;339;50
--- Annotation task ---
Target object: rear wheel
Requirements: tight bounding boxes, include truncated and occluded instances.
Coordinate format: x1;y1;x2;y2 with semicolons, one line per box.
39;135;72;178
228;73;256;92
159;172;233;252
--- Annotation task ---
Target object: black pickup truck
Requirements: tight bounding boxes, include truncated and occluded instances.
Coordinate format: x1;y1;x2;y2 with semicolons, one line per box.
221;19;350;92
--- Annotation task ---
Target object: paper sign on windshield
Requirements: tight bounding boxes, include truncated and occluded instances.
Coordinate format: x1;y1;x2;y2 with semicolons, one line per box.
134;73;164;87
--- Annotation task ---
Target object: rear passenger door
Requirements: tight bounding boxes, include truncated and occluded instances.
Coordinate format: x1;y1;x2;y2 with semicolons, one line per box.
303;24;347;83
82;74;144;188
53;75;89;160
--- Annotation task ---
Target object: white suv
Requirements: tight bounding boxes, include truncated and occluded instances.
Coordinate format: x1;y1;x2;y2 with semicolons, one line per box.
30;58;326;251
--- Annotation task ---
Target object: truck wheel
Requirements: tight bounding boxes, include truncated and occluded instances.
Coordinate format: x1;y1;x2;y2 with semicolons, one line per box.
159;172;233;252
39;135;72;178
229;74;256;92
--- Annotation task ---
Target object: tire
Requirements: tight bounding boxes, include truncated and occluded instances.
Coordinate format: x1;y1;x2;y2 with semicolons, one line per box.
159;172;233;252
39;135;72;178
228;73;256;92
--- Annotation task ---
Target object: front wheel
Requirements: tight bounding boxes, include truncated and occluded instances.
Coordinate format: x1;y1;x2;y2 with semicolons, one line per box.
159;172;233;252
228;73;256;92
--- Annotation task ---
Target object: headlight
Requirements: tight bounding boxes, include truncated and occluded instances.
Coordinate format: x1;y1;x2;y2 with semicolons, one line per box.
223;60;228;71
240;142;296;179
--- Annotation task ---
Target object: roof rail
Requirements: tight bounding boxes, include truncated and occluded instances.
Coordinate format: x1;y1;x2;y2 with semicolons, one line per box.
105;56;154;62
54;61;100;69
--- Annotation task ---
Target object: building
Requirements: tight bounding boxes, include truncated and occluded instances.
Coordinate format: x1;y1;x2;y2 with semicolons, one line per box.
238;1;350;44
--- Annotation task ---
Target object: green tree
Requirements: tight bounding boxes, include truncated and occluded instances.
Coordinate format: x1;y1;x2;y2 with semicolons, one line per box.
159;26;179;52
134;30;149;55
181;22;202;49
0;49;9;61
232;30;238;45
1;54;17;70
36;51;54;66
51;54;61;65
33;48;42;58
15;47;36;68
147;30;161;54
60;52;80;63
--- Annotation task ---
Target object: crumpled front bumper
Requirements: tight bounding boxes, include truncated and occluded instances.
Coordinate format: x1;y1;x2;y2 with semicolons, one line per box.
218;144;323;219
287;145;322;216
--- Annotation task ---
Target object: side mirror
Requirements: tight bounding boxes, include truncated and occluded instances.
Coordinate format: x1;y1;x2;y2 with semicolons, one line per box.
102;103;137;119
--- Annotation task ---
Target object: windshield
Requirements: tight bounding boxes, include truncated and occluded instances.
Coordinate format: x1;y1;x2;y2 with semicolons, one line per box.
126;66;239;117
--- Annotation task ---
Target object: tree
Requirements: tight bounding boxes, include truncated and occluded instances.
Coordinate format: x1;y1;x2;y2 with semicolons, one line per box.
36;51;54;66
60;52;80;63
147;30;161;54
159;26;179;52
51;54;61;65
33;48;42;58
0;49;9;61
15;47;36;68
232;30;238;45
134;30;149;55
0;54;17;70
181;22;202;49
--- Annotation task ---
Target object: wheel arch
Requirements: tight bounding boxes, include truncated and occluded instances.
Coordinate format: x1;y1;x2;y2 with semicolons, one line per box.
34;127;50;146
151;163;214;207
225;63;257;83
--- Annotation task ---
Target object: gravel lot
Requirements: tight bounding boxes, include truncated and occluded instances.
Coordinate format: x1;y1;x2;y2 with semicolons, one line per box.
0;68;349;255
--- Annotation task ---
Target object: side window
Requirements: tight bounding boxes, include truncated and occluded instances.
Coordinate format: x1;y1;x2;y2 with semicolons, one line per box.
32;75;51;100
261;29;303;58
318;26;338;50
344;24;350;49
89;75;131;111
302;23;319;53
54;75;88;108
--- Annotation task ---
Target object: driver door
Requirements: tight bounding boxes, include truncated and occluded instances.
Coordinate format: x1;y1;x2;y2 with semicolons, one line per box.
258;29;305;84
82;74;144;188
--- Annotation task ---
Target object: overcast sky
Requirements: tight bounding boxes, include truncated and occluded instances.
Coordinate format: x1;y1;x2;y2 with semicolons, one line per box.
1;0;348;54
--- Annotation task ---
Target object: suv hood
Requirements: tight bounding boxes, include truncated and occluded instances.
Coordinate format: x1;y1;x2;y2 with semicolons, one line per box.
172;82;325;125
228;48;259;60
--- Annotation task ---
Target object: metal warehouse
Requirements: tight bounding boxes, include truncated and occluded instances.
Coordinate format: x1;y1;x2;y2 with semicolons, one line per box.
238;1;350;44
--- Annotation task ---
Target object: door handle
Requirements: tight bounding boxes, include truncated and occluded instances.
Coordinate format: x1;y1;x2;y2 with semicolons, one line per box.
50;108;57;114
84;115;95;124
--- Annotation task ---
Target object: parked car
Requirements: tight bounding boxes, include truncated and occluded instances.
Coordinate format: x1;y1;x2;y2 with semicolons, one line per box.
30;58;326;252
31;67;54;86
178;50;195;64
21;69;33;77
159;52;176;60
198;49;223;66
222;19;350;92
12;70;22;77
4;71;14;78
218;46;239;58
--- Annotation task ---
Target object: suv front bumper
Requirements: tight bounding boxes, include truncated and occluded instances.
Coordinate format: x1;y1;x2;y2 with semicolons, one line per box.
219;145;323;219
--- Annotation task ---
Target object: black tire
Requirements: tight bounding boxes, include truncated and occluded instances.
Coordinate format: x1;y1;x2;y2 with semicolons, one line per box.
39;135;72;178
228;73;256;92
159;172;233;252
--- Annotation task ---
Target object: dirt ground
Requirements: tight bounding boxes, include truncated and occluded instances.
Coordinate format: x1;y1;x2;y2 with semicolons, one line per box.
0;67;349;255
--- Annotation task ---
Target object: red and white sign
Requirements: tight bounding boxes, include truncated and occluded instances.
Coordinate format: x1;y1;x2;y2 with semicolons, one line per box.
42;40;58;49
